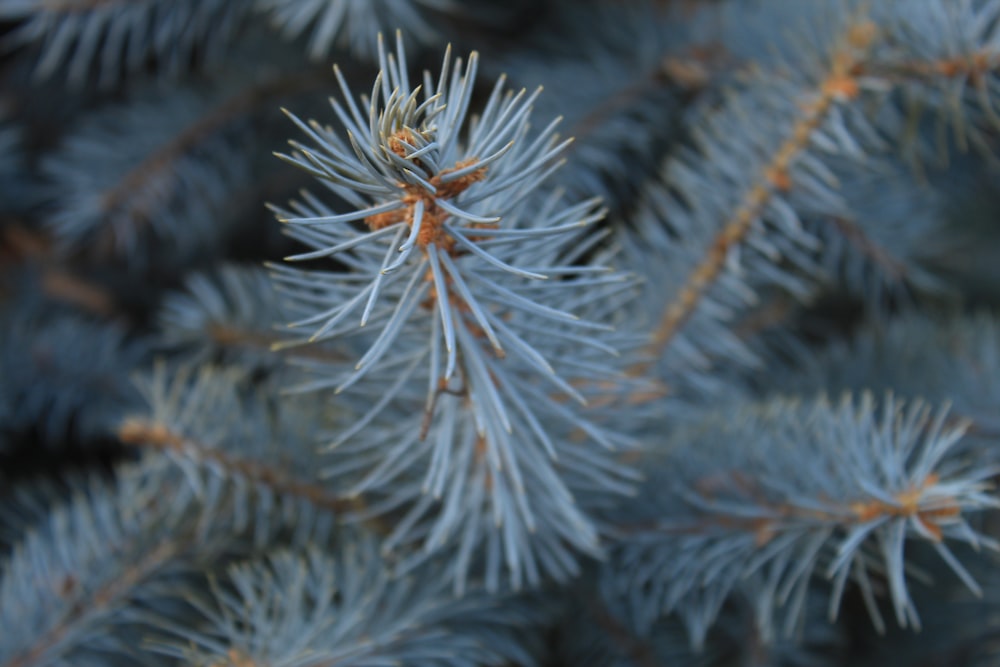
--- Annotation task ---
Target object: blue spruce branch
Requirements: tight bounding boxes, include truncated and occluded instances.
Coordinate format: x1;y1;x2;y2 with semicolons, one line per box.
0;0;251;86
151;541;550;667
270;32;645;592
601;392;998;645
257;0;455;60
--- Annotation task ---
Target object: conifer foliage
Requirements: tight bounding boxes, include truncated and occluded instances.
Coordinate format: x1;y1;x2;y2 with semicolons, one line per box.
2;1;1000;666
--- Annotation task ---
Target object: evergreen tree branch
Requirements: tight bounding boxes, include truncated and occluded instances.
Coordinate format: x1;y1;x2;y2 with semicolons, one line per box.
0;0;251;85
603;392;999;644
643;8;880;368
41;69;332;268
152;543;550;667
499;0;727;209
0;449;345;667
116;365;384;531
158;265;349;370
117;420;365;519
0;460;198;667
0;299;147;444
271;33;643;591
257;0;454;60
865;0;1000;158
756;310;1000;448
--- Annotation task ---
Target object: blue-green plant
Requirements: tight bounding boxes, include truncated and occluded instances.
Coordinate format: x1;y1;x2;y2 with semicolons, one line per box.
3;1;1000;666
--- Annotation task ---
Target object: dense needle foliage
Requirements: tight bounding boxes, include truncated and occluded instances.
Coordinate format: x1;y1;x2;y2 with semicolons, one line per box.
2;1;1000;666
